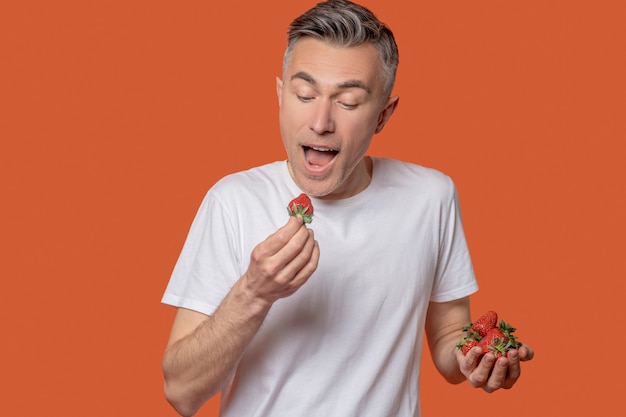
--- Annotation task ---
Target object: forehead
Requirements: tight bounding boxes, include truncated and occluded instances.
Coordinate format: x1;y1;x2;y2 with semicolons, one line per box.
285;37;384;92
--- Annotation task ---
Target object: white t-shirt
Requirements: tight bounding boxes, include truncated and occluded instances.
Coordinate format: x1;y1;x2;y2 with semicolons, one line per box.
162;158;478;417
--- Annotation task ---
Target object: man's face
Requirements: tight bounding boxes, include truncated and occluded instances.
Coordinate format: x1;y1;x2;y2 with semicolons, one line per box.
277;37;398;200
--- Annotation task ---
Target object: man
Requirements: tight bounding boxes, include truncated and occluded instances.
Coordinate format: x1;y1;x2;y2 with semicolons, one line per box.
161;1;534;416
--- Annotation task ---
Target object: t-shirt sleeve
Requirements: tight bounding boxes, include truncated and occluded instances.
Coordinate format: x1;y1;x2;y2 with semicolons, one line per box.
161;188;241;315
429;181;479;302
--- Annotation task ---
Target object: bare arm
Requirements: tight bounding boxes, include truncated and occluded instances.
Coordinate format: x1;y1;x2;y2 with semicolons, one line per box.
162;216;320;417
425;297;472;384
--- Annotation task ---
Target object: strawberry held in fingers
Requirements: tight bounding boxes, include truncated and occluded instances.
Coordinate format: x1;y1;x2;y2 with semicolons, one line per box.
287;193;314;224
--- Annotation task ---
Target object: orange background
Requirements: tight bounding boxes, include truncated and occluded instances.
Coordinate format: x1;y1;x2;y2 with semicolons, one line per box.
2;1;624;415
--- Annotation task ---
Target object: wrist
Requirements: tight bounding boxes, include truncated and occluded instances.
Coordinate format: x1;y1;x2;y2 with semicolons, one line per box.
230;276;274;318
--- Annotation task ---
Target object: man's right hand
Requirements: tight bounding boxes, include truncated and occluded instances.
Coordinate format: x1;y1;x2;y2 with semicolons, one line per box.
243;215;320;304
163;216;319;416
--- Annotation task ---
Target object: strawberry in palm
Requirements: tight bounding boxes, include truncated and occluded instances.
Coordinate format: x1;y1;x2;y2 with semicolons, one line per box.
478;327;509;358
457;311;522;358
471;310;498;337
287;193;314;224
458;338;479;355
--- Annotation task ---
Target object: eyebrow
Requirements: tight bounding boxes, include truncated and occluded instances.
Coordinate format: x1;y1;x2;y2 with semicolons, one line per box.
290;71;371;94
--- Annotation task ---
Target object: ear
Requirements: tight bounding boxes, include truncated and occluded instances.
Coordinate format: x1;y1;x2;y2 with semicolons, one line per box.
375;95;399;134
276;77;284;107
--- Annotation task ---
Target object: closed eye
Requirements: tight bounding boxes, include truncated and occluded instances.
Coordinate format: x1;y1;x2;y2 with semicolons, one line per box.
339;102;358;110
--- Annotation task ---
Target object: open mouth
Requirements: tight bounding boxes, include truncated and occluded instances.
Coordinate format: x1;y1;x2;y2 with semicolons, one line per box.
304;146;338;167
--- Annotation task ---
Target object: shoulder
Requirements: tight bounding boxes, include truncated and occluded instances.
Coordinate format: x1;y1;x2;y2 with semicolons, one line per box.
373;157;456;196
198;161;295;228
210;161;285;196
190;161;287;220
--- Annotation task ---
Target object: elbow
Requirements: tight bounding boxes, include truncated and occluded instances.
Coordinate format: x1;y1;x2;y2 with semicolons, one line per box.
164;380;201;417
162;350;223;416
162;352;203;417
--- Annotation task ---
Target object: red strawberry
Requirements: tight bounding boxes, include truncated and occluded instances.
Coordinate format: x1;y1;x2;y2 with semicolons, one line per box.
498;319;521;350
458;311;523;357
287;193;314;224
457;337;479;355
478;327;509;358
472;310;498;337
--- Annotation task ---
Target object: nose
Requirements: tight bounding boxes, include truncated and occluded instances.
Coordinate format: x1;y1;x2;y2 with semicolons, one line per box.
309;99;335;135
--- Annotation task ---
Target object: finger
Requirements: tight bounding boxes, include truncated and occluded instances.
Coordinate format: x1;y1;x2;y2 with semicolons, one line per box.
277;239;320;298
483;357;509;392
501;350;521;389
257;216;305;257
290;237;320;285
275;228;317;285
461;348;488;388
519;344;535;361
278;222;314;261
245;228;316;301
248;220;308;282
468;353;496;389
458;346;483;383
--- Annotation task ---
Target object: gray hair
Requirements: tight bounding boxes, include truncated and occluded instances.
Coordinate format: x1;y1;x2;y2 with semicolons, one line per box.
283;0;399;98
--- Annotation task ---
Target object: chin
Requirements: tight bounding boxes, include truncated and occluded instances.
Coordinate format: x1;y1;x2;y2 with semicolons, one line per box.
296;179;334;199
304;182;346;200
